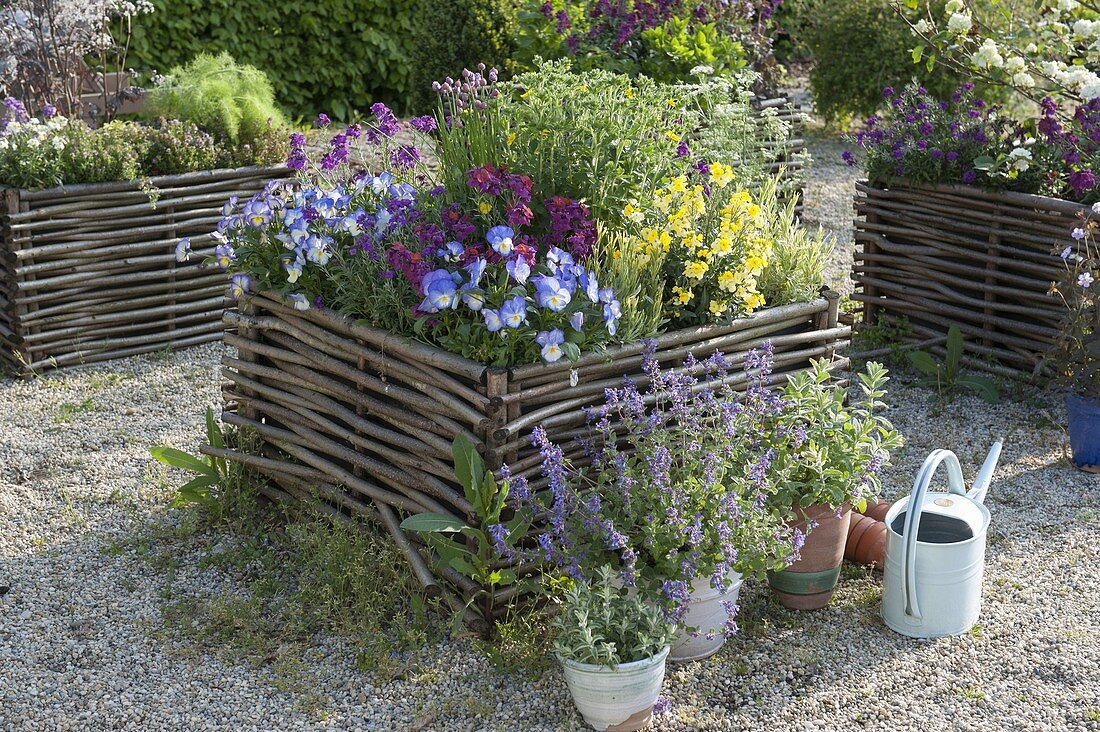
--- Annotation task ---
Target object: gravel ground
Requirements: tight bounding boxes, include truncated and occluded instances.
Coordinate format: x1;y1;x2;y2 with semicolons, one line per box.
2;136;1098;732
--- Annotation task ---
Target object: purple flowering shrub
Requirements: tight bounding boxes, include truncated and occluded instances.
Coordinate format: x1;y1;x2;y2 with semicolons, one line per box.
848;84;1100;203
768;359;903;511
492;343;805;633
516;0;782;84
1049;215;1100;401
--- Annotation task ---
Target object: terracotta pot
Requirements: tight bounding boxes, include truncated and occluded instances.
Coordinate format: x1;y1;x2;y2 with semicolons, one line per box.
768;503;851;610
845;513;887;570
858;499;893;523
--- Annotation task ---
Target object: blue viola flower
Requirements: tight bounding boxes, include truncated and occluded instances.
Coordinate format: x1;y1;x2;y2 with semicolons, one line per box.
500;296;527;328
341;210;366;236
461;286;485;312
287;293;310;310
282;207;305;228
506;255;531;284
603;299;622;336
598;287;615;304
569;311;584;332
465;257;488;287
241;199;271;228
534;276;571;312
174;238;192;263
546;246;574;270
536;329;566;363
421;269;460;312
487;225;515;256
229;273;250;300
303;235;333;265
277;218;310;249
370;172;393;195
482;308;503;332
282;253;304;283
579;270;600;303
389;183;417;201
442;240;465;261
213;242;235;269
221;195;239;217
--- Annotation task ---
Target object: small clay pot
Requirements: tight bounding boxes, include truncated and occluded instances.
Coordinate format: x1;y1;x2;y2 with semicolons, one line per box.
768;503;851;610
858;499;893;523
845;513;887;570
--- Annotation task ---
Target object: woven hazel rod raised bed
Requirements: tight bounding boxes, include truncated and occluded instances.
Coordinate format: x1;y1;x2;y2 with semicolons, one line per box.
0;165;291;374
206;289;849;626
851;180;1088;375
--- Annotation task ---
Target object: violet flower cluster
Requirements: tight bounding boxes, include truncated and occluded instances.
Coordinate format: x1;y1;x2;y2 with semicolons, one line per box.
848;84;1100;202
492;342;805;635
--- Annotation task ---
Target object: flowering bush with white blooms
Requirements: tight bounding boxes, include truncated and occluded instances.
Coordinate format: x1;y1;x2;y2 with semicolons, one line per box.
0;0;153;120
0;96;284;189
1050;211;1100;400
901;0;1100;106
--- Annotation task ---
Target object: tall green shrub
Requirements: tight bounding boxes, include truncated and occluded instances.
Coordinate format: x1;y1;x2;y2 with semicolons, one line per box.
145;53;287;144
129;0;420;119
798;0;962;124
409;0;521;113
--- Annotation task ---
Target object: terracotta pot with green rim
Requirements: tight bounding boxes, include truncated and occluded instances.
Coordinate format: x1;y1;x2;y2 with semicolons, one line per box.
559;646;669;731
769;503;852;610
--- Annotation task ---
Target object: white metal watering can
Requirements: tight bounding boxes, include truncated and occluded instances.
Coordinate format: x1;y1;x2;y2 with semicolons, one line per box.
882;441;1003;638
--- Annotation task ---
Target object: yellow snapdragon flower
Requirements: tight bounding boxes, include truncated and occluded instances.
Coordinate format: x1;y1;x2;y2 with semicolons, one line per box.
710;162;735;188
684;261;708;279
672;286;693;304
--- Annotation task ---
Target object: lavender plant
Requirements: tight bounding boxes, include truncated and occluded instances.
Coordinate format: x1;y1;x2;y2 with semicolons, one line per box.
493;343;804;631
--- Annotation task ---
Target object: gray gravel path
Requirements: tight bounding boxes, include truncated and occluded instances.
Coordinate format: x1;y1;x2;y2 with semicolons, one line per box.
2;136;1098;732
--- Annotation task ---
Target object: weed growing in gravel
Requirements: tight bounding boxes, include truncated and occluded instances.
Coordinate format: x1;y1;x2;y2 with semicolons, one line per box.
53;398;96;424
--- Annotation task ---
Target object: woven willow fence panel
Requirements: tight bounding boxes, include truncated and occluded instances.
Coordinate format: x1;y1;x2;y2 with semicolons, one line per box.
0;165;290;374
207;290;849;626
852;181;1087;375
752;96;807;215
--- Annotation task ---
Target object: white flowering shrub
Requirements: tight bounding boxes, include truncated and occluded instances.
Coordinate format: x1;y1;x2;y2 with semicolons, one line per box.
0;0;153;119
901;0;1100;105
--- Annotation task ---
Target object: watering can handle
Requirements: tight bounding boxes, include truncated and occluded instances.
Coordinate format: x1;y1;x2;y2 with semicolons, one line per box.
902;450;967;621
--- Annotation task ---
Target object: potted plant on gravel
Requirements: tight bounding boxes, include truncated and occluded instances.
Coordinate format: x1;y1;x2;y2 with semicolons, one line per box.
494;343;804;662
766;359;903;610
1050;215;1100;471
554;565;674;732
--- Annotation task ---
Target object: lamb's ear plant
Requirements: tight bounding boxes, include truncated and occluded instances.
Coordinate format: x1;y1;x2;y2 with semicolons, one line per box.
149;407;229;508
906;326;1000;403
400;434;529;630
552;565;674;667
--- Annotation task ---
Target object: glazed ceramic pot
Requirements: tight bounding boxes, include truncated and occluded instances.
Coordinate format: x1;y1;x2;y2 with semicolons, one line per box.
1066;393;1100;471
768;503;851;610
559;646;670;731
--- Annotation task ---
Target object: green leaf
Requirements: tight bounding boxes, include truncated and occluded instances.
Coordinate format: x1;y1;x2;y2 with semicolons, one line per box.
400;513;470;533
973;156;996;171
451;434;484;506
959;374;1000;403
149;446;218;477
911;45;924;64
448;556;478;578
946;326;963;379
905;350;940;377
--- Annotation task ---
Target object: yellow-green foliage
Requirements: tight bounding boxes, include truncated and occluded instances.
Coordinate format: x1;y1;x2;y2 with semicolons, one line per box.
145;52;287;144
757;177;831;307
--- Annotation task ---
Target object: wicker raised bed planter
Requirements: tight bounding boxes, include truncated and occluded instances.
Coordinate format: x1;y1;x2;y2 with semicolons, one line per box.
204;289;849;626
0;165;291;374
852;181;1087;375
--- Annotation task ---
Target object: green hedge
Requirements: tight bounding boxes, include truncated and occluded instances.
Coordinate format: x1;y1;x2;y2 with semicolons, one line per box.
129;0;420;119
129;0;521;119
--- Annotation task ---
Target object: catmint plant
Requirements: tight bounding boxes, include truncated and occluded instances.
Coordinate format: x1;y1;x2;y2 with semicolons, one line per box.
495;342;804;632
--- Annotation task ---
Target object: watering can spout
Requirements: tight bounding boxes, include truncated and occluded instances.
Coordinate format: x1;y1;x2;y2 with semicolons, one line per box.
968;439;1003;505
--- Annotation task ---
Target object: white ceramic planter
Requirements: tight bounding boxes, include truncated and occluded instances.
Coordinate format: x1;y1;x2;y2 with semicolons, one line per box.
559;646;669;731
669;571;743;662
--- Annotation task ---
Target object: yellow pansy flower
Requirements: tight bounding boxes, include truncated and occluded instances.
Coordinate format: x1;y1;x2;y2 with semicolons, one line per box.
672;286;693;304
478;201;492;214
